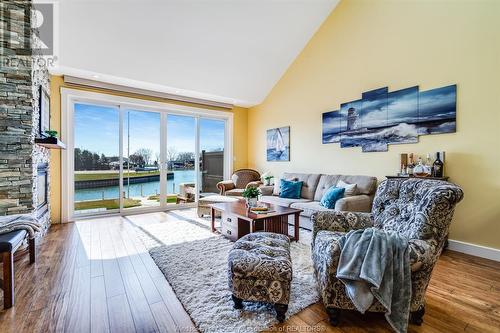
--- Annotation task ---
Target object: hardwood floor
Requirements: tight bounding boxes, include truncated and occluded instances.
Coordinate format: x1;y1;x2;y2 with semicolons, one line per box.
0;210;499;333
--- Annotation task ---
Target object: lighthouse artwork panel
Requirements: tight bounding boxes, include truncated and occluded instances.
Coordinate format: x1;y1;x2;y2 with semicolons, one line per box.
321;84;456;152
339;99;363;149
267;126;290;161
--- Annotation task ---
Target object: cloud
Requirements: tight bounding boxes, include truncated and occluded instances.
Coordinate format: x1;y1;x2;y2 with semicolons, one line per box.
360;108;387;127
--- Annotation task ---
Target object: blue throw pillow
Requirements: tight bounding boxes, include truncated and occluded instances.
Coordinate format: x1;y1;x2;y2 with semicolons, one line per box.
320;187;345;209
279;179;303;199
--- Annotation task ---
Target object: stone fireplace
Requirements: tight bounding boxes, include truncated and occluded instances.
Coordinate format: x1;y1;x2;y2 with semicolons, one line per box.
0;0;51;232
36;163;49;218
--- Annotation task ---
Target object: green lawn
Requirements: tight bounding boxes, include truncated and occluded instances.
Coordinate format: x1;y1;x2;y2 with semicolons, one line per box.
147;194;178;203
75;171;160;181
75;198;142;211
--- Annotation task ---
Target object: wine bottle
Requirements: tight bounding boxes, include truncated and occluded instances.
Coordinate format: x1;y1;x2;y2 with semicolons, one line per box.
432;152;444;178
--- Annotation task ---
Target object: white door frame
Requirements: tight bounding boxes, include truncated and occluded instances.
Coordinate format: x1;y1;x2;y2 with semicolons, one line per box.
61;88;233;222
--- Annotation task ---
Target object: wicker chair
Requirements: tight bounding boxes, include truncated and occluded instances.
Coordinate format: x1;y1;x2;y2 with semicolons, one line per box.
311;178;464;326
216;169;261;196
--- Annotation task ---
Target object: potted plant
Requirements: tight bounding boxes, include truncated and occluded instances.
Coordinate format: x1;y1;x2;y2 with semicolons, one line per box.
242;187;261;208
261;172;274;186
44;130;58;138
263;175;274;186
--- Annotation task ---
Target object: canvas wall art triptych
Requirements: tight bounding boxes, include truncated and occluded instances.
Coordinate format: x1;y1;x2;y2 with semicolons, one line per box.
322;84;457;152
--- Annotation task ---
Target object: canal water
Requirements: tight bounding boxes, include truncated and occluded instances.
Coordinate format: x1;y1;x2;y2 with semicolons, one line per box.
75;170;196;201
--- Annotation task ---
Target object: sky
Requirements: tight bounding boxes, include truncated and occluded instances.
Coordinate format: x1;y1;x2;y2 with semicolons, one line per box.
387;86;419;125
418;85;456;121
322;110;341;135
74;103;225;159
360;87;388;128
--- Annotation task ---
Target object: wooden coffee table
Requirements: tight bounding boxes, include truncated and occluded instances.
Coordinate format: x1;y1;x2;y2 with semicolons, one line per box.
209;200;303;242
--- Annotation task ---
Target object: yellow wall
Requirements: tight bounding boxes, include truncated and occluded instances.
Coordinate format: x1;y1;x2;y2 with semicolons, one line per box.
49;75;248;223
248;0;500;249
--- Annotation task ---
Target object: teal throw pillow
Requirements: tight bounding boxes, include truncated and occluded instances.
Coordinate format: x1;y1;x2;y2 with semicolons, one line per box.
279;179;303;199
320;187;345;209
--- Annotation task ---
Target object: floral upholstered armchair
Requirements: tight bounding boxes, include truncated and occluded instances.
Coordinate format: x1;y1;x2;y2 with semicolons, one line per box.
217;169;261;196
311;178;463;326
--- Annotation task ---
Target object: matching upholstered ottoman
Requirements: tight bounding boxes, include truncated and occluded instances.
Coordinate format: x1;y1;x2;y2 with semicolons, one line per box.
228;232;292;322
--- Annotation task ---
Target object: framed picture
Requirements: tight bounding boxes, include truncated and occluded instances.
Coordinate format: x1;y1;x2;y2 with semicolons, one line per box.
267;126;290;161
39;86;50;136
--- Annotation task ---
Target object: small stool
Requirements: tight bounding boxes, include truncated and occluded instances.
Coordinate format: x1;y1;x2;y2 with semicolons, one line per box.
0;230;36;309
228;232;292;322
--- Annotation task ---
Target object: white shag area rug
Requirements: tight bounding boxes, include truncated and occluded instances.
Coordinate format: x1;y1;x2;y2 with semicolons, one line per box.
128;210;319;333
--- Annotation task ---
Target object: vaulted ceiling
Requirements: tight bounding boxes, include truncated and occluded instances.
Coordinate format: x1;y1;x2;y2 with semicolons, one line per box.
54;0;339;106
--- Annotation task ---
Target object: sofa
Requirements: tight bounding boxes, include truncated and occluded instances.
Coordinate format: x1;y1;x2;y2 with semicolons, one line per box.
311;178;464;326
258;172;378;230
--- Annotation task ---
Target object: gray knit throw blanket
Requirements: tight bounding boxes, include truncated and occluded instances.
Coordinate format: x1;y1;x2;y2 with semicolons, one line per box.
0;214;42;239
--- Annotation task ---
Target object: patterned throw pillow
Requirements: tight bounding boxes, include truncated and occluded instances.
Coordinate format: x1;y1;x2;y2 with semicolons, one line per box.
320;187;345;209
336;180;358;196
279;179;303;199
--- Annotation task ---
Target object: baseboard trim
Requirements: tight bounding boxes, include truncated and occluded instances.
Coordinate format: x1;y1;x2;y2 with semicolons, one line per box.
447;239;500;262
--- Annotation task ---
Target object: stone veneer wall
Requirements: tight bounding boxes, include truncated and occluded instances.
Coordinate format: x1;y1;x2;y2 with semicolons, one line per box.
0;0;50;231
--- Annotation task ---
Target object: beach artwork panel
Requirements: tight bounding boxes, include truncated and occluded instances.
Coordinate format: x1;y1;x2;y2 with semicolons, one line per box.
417;84;456;135
386;86;419;145
267;126;290;161
360;87;389;152
321;84;457;152
322;110;341;143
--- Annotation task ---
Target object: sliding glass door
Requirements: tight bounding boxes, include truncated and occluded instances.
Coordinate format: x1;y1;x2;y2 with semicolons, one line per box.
199;118;226;195
66;92;231;221
122;109;162;212
166;114;197;206
73;103;120;216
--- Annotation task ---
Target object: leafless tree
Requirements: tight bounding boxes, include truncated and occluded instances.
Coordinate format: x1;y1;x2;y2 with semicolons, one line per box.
177;152;195;163
134;148;153;166
167;147;178;162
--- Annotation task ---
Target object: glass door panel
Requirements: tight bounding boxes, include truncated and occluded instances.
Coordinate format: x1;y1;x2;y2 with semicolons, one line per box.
166;114;197;206
122;109;162;211
199;118;226;196
73;103;120;215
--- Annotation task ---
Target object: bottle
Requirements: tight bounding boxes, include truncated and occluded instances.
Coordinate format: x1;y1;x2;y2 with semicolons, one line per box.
432;152;444;178
399;153;408;176
425;153;433;176
407;153;414;176
440;151;446;176
413;157;426;177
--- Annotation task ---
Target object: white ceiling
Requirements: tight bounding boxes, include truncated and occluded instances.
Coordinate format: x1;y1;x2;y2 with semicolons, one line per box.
53;0;339;107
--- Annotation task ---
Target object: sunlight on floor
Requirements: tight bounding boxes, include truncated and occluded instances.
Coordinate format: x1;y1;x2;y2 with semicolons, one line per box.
74;208;312;261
